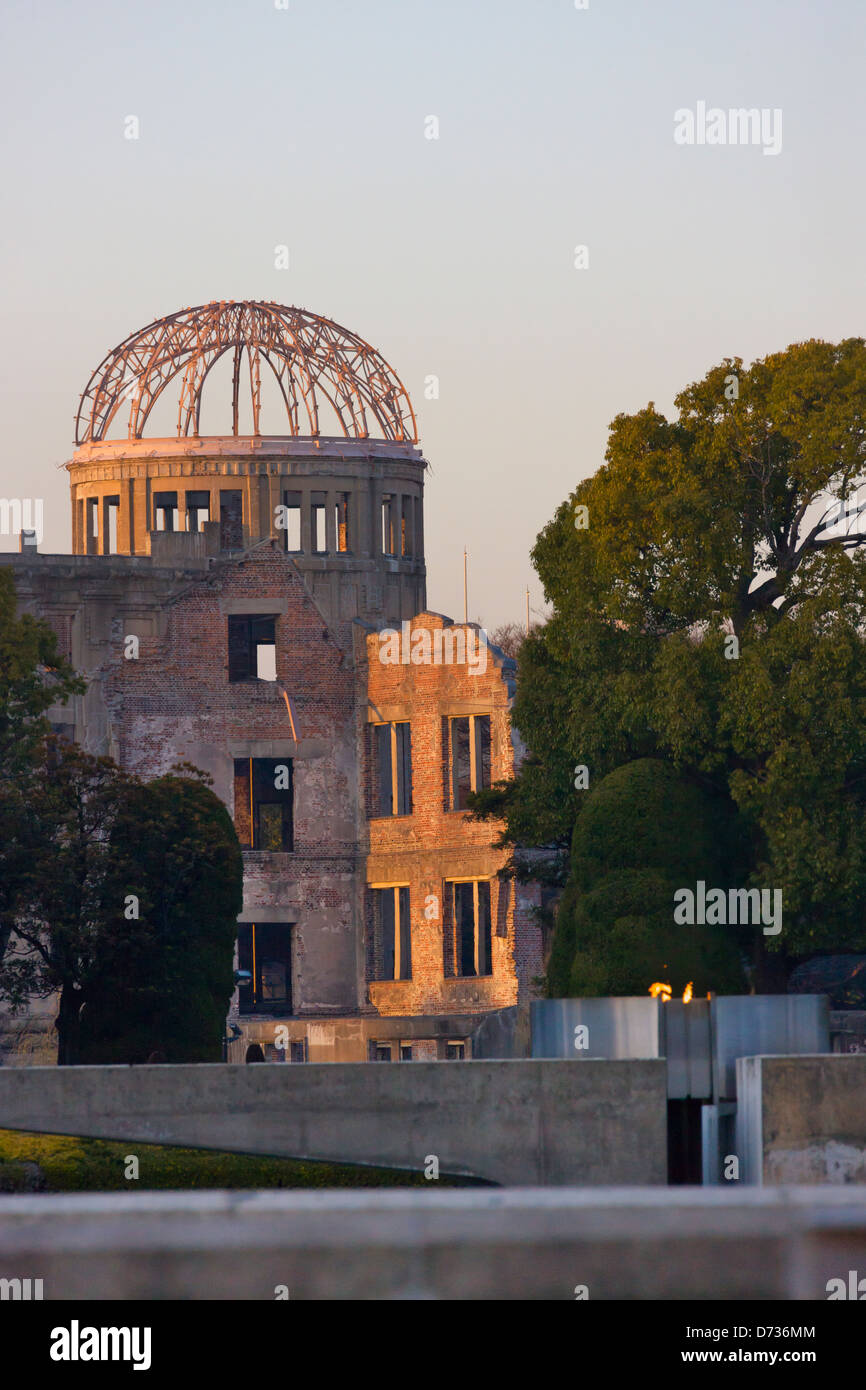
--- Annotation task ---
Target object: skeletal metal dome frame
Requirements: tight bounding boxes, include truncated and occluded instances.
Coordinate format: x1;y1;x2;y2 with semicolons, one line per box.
74;301;418;446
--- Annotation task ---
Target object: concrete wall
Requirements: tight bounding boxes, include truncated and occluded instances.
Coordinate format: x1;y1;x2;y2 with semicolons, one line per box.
532;997;661;1061
4;1186;866;1299
531;996;832;1104
737;1055;866;1185
714;996;829;1101
0;1060;667;1186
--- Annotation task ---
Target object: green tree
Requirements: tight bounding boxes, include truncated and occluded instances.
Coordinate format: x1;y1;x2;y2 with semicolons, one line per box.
548;759;747;997
0;569;83;963
485;340;866;984
0;739;133;1063
77;767;243;1063
0;744;242;1064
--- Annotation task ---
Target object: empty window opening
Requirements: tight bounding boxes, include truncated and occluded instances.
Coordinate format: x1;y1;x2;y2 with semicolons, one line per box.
335;492;350;552
154;491;179;532
227;614;277;682
400;1043;413;1061
289;1038;308;1063
86;498;99;544
371;1042;393;1062
311;493;327;553
281;490;302;552
381;493;396;556
446;1041;466;1060
401;496;413;557
237;923;292;1014
372;721;412;816
234;757;294;851
219;490;243;551
445;880;492;978
186;490;210;532
372;885;412;981
104;496;119;554
444;714;491;811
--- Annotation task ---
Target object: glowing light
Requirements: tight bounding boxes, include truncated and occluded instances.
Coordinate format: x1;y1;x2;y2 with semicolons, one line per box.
649;981;672;1002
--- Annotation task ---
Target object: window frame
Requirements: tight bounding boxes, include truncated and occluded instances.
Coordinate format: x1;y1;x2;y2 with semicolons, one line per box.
185;490;210;533
153;490;179;532
280;489;302;553
335;492;351;554
370;883;412;981
237;922;293;1015
234;756;294;852
227;614;278;683
444;714;491;811
371;720;412;818
311;492;327;554
444;877;493;978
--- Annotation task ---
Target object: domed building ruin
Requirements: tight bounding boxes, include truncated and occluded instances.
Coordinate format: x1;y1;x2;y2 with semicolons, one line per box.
68;301;426;636
2;301;543;1065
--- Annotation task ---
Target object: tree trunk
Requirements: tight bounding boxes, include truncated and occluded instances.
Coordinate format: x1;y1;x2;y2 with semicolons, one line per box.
56;983;83;1065
752;937;791;994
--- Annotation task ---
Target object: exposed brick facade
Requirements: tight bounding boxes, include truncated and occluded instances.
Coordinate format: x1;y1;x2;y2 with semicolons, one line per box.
2;545;543;1062
364;612;542;1017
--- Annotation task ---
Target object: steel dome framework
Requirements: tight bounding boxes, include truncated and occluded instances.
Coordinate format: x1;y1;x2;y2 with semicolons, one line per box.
74;301;418;446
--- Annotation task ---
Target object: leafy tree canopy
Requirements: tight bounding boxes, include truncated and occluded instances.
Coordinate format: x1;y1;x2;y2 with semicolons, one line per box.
548;759;747;997
489;340;866;973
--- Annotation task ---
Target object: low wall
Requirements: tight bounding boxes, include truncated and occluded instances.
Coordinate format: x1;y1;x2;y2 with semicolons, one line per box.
0;1059;667;1187
737;1055;866;1185
3;1187;866;1299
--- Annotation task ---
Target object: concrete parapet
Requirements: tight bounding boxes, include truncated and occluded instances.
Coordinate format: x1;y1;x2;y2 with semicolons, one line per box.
737;1055;866;1185
2;1186;866;1299
0;1059;667;1187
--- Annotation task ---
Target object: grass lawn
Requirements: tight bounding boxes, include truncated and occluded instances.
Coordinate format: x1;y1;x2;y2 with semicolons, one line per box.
0;1129;485;1192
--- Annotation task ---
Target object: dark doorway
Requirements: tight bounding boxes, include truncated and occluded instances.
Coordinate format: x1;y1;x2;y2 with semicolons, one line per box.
667;1099;704;1184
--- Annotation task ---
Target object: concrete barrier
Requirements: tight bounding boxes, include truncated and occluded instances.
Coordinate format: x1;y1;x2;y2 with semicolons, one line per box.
737;1055;866;1185
0;1059;667;1187
2;1186;866;1299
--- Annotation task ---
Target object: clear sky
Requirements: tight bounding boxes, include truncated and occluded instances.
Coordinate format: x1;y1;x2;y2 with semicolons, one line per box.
1;0;864;629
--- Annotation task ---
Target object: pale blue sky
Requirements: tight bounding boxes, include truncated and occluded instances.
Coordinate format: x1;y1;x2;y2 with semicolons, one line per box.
1;0;864;627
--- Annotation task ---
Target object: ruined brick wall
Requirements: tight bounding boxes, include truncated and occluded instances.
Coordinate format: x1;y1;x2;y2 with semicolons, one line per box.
97;540;362;1013
4;553;542;1051
12;543;358;1017
364;612;543;1017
